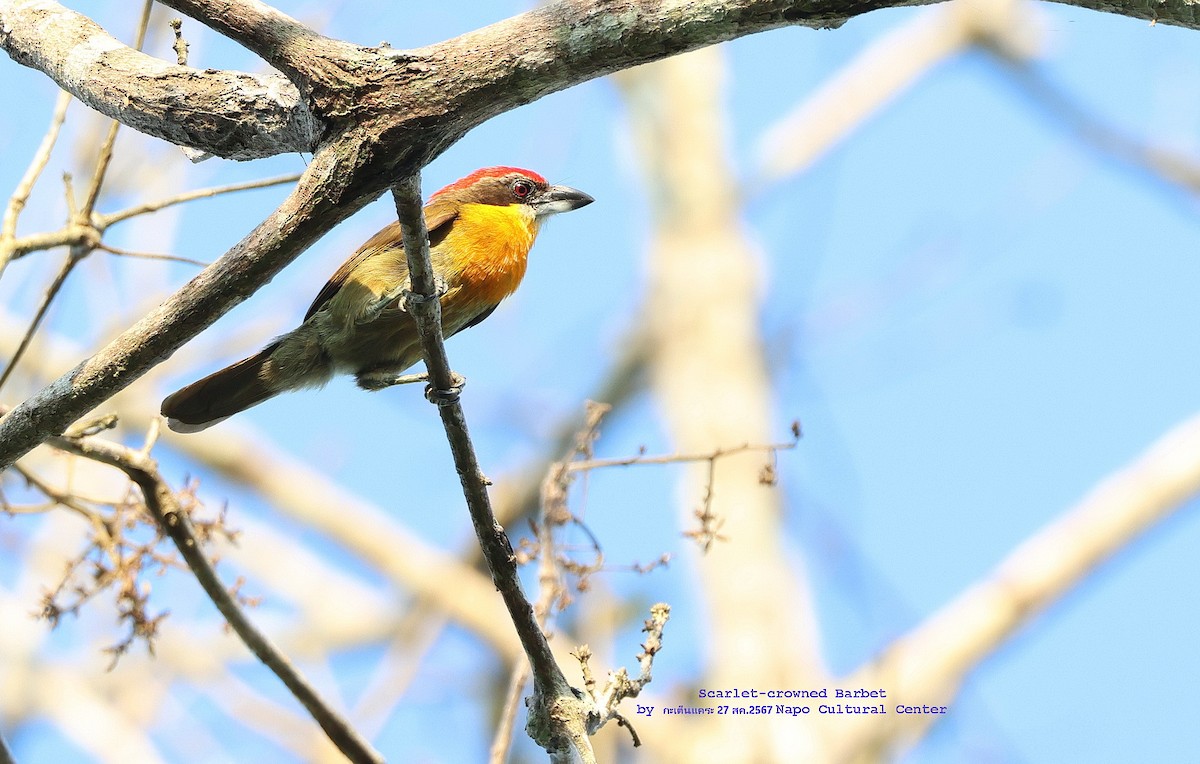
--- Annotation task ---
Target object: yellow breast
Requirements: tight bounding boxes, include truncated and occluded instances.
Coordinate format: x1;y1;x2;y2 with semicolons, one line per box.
437;202;540;307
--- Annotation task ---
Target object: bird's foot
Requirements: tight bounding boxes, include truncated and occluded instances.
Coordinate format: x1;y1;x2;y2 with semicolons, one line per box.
357;369;423;390
423;371;466;406
357;370;466;404
399;275;449;313
358;283;408;324
359;276;448;324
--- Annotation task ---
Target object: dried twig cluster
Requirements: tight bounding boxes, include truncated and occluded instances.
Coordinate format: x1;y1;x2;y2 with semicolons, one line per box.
571;603;671;749
32;477;240;668
491;401;799;758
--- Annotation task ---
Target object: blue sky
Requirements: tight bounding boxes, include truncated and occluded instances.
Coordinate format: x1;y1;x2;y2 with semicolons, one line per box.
2;1;1200;762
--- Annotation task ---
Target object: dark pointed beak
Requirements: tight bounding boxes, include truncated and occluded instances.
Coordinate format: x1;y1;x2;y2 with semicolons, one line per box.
533;184;594;217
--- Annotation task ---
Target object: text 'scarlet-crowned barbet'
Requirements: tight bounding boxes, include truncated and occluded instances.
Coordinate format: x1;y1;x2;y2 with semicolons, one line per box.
160;167;593;433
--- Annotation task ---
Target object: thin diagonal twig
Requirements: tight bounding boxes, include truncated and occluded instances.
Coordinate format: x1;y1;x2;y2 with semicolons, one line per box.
44;426;384;764
9;462;100;522
79;0;154;221
0;90;72;282
0;248;81;395
97;243;208;267
2;174;303;263
0;1;156;397
391;174;594;763
98;173;302;227
0;726;15;764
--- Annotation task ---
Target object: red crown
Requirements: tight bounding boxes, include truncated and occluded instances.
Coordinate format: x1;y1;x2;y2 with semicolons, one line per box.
431;166;547;198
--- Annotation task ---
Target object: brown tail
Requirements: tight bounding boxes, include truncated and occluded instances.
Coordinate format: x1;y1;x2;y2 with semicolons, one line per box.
161;346;278;433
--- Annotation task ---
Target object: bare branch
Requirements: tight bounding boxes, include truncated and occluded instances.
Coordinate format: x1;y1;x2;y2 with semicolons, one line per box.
99;173;302;228
0;726;13;764
46;429;384;764
391;175;593;761
0;248;81;395
9;462;100;521
0;0;320;159
96;244;208;267
157;0;353;86
1;226;91;260
391;176;456;396
1;173;298;265
162;422;524;660
567;432;800;472
572;604;670;745
0;89;70;279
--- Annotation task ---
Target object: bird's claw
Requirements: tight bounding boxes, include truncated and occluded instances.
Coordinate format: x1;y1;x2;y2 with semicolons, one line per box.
359;283;409;324
399;275;449;312
358;370;466;405
360;276;448;324
424;371;466;406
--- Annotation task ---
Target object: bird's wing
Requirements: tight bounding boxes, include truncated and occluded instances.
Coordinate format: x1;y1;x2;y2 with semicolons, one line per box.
303;200;461;321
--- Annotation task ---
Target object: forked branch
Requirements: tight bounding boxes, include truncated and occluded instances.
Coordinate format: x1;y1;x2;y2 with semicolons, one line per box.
43;421;383;764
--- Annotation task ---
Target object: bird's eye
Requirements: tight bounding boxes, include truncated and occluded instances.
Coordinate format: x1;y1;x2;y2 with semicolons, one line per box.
512;179;534;200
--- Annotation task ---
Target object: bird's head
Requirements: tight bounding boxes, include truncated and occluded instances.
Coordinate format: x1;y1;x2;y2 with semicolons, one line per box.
431;167;593;219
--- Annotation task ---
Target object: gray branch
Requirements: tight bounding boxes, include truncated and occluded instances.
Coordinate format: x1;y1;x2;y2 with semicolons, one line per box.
0;0;320;159
391;176;595;759
45;425;383;764
5;0;1198;163
1;0;1197;464
157;0;360;88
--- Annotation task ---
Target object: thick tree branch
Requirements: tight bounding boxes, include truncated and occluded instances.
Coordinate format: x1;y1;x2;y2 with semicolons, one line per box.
0;0;828;469
3;0;1188;482
6;0;1198;166
156;0;357;88
5;0;877;165
0;0;814;468
0;0;320;159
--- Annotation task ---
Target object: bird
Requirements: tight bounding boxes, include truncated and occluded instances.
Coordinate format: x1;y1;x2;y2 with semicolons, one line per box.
160;166;593;433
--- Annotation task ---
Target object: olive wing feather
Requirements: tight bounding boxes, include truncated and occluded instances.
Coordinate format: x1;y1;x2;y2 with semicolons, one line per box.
303;201;461;322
